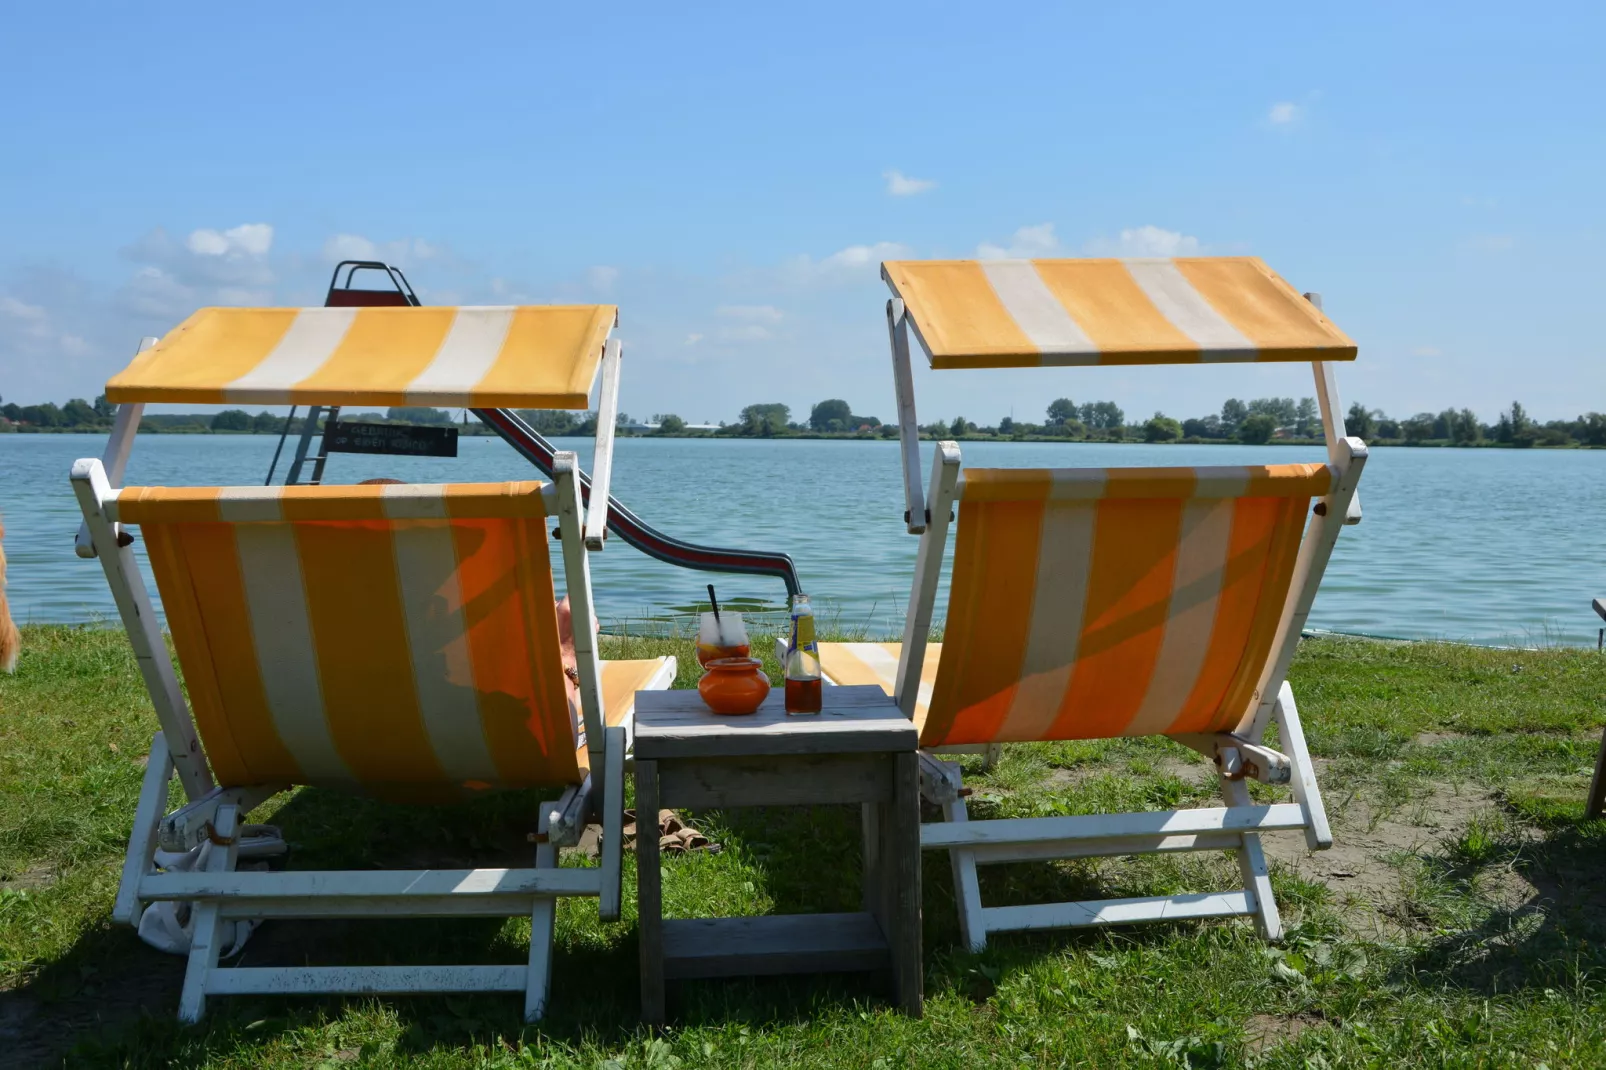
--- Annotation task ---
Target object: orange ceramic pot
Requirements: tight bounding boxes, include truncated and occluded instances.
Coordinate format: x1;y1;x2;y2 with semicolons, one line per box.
698;657;771;715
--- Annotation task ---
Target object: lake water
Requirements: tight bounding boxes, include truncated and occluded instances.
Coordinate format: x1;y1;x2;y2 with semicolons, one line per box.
2;434;1602;646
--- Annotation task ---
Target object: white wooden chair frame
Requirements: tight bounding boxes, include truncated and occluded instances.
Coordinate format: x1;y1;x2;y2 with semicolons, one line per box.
897;438;1365;949
72;443;666;1023
880;283;1367;949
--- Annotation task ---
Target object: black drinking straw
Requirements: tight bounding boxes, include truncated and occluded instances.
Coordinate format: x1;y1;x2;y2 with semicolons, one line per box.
707;584;721;624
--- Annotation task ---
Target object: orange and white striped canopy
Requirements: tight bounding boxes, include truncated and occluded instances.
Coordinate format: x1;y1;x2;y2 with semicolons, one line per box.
105;305;617;409
917;462;1331;747
882;257;1354;368
115;480;659;801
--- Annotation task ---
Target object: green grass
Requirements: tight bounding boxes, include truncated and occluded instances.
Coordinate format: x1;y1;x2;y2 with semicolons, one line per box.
3;627;1606;1067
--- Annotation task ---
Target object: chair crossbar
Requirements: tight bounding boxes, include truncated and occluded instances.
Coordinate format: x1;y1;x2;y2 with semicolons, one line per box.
966;829;1246;866
204;964;528;996
140;868;601;904
982;890;1255;934
919;803;1308;850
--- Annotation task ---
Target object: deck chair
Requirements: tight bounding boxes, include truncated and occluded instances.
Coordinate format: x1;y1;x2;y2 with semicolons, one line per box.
71;455;675;1022
885;444;1365;948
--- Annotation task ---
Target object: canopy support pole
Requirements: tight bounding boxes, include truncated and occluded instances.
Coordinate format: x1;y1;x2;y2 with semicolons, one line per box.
887;298;926;535
1305;293;1362;525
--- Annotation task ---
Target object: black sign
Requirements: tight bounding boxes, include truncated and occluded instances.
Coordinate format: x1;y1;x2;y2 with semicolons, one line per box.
324;421;458;458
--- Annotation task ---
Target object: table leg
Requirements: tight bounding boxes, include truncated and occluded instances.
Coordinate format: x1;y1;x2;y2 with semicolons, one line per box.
881;751;923;1017
636;759;665;1026
1589;727;1606;820
861;802;881;913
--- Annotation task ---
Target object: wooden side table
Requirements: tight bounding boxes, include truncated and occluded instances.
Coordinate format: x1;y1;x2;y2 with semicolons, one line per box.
633;684;921;1024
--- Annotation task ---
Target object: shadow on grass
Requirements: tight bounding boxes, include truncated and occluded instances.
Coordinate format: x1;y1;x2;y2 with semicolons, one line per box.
1388;804;1606;997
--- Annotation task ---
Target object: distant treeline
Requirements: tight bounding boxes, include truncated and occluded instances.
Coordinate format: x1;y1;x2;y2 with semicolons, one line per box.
4;394;1603;448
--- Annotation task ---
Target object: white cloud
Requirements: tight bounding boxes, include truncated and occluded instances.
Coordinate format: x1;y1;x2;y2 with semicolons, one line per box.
187;223;273;258
715;324;772;342
884;170;936;196
1412;346;1444;357
323;233;377;261
977;223;1061;260
684;333;704;346
1089;224;1203;257
1267;101;1302;126
587;265;620;293
320;233;441;268
716;304;784;323
780;241;909;285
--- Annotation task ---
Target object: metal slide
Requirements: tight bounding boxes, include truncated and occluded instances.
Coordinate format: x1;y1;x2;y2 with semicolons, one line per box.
307;262;801;597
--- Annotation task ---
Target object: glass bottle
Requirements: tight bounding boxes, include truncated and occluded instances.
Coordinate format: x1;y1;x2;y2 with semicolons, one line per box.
784;593;822;714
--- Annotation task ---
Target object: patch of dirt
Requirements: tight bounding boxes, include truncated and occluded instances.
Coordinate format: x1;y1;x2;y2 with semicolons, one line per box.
2;866;58;891
1245;1012;1327;1055
1259;766;1533;933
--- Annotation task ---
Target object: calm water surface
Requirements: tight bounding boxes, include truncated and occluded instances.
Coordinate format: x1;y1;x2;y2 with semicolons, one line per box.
2;434;1602;646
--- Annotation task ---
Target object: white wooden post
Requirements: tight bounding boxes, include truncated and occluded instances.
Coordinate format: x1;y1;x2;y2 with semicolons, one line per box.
887;298;927;534
75;336;155;558
552;453;607;798
177;803;239;1023
1220;775;1281;941
894;441;960;717
1305;293;1362;525
113;731;172;926
525;796;559;1021
584;339;622;550
1272;684;1332;851
1242;438;1369;739
70;458;213;800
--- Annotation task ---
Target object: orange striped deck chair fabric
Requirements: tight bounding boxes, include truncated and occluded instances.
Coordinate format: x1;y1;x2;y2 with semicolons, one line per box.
918;462;1330;748
117;480;662;800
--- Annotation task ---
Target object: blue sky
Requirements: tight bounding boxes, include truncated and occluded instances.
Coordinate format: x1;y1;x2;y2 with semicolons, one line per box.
1;1;1600;426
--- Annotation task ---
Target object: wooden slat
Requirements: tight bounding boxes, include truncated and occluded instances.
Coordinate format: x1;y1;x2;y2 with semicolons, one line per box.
919;803;1308;849
661;912;889;979
657;753;891;808
983;890;1254;933
636;759;665;1025
966;829;1244;866
206;964;527;995
143;867;601;902
633;685;915;760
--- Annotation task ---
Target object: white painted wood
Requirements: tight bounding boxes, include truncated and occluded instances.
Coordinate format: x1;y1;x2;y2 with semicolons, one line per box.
71;458;213;800
598;725;626;922
584;339;622;550
158;783;283;852
526;796;558;1021
1243;437;1367;739
542;782;588;849
945;794;987;952
1273;683;1332;850
1304;293;1362;525
551;453;607;788
178;804;238;1023
207;965;528;996
114;732;172;926
76;339;150;559
895;442;960;718
967;829;1244;866
982;891;1254;933
919;802;1310;850
142;866;601;903
633;685;915;760
1221;776;1281;941
887;299;926;534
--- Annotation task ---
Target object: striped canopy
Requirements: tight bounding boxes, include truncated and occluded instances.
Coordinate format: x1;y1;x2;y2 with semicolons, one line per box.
105;305;617;409
883;257;1355;368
